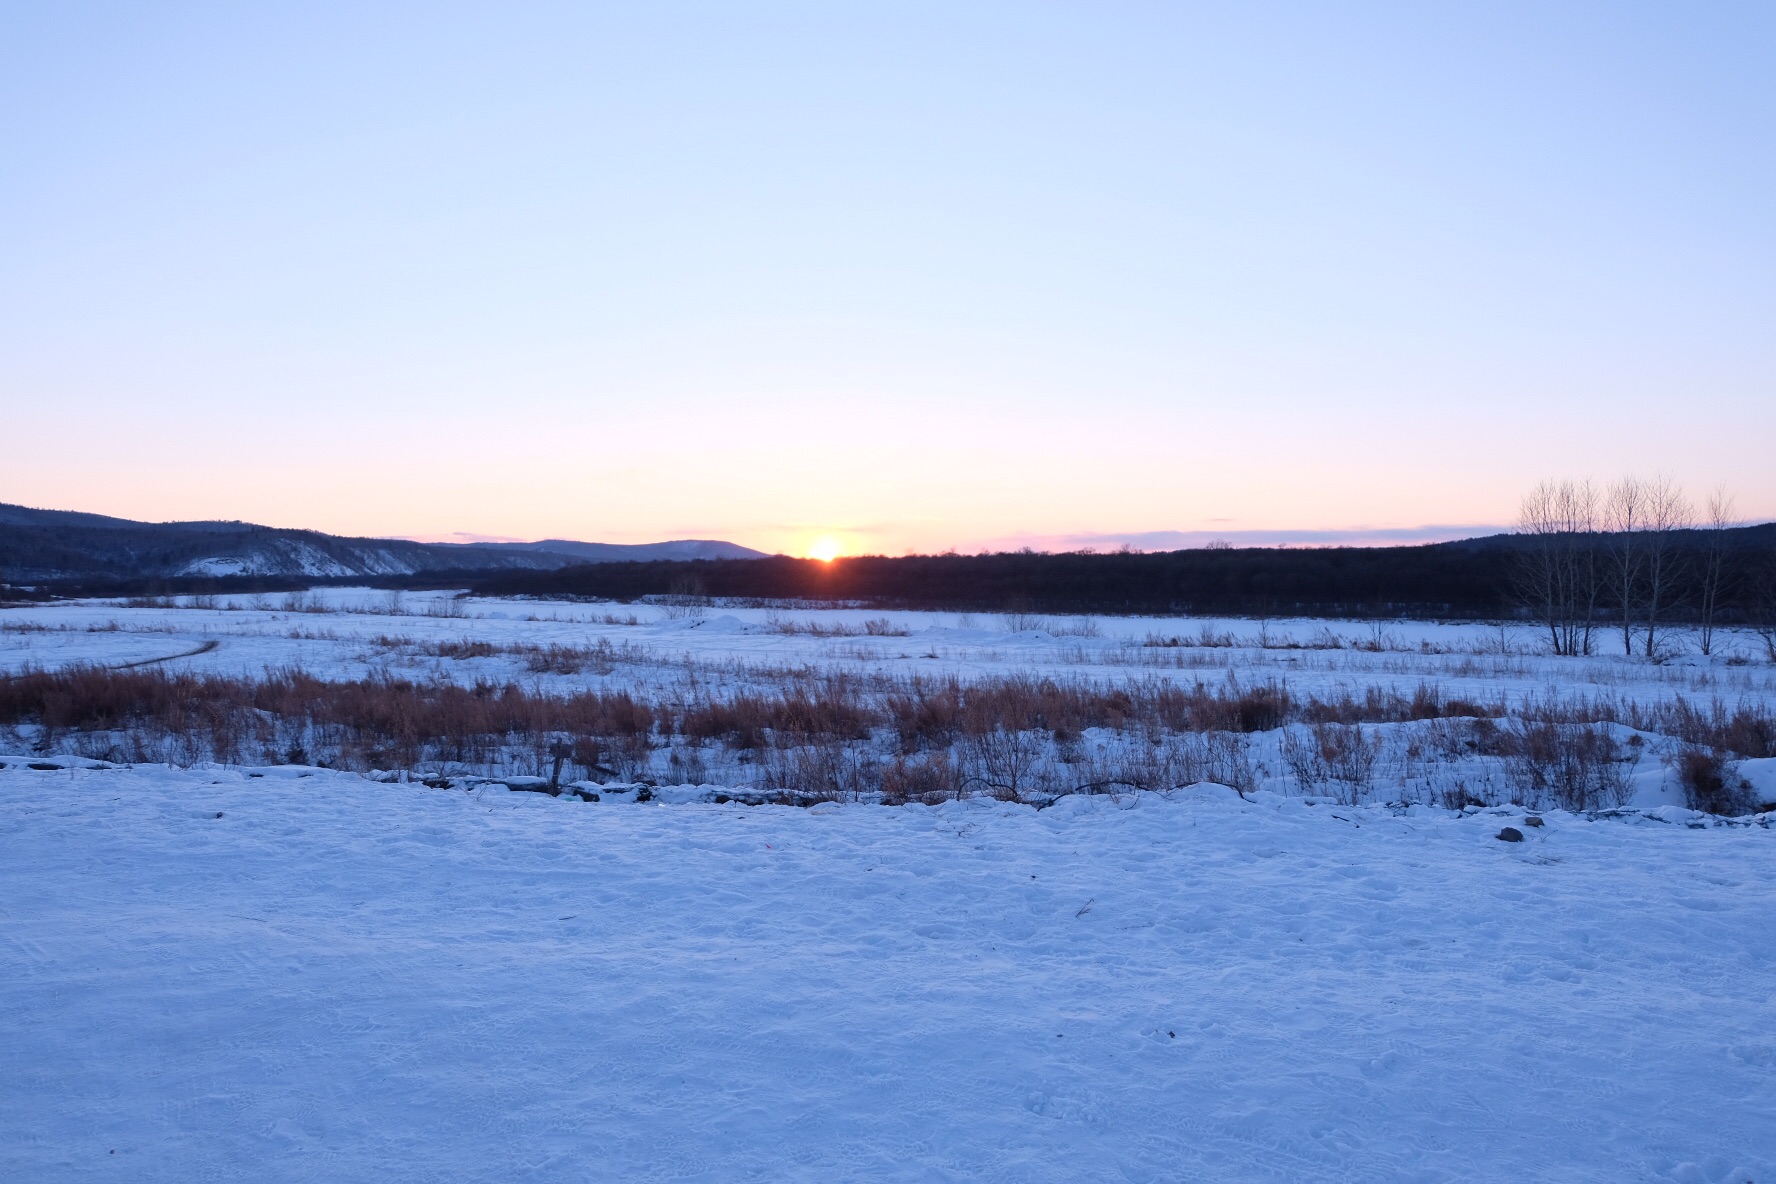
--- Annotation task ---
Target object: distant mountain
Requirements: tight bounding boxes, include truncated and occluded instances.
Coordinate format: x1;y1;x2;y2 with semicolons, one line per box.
0;503;767;585
445;539;768;564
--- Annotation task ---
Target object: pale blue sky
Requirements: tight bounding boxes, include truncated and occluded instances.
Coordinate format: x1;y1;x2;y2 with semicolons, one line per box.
3;3;1771;554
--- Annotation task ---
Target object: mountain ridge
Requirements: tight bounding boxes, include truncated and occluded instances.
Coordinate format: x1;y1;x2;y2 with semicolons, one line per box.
0;503;768;583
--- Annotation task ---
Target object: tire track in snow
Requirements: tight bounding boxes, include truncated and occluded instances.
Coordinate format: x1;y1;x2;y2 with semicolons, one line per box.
109;639;219;669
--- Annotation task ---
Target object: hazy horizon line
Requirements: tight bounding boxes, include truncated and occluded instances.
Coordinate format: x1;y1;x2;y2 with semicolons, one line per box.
400;524;1516;553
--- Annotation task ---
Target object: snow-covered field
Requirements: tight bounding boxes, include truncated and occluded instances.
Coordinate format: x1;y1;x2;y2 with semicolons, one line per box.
3;592;1775;1180
3;589;1774;807
3;589;1773;702
3;761;1773;1183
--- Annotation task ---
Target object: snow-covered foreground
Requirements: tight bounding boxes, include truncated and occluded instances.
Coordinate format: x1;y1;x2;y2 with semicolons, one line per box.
4;762;1773;1183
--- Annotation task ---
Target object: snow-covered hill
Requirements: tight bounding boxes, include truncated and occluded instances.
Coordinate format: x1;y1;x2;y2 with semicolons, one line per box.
0;502;765;583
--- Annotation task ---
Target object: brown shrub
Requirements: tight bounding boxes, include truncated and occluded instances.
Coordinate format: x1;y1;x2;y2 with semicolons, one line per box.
880;754;962;805
885;680;964;753
1282;722;1381;803
1503;722;1633;812
1671;747;1756;816
759;740;877;802
679;679;871;749
433;639;497;660
1658;700;1776;760
960;727;1049;801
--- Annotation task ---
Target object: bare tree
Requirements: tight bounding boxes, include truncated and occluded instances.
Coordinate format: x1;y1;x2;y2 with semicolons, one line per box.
1516;480;1564;654
1515;481;1562;654
1574;487;1601;655
1514;479;1598;656
1639;475;1692;658
1696;488;1737;657
1603;477;1645;655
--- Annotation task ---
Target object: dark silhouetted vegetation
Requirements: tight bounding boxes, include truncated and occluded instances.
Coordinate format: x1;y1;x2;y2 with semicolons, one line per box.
468;525;1776;621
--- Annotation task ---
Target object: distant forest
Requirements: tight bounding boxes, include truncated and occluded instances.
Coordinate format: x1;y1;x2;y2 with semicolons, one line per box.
465;524;1776;626
470;543;1510;617
14;522;1775;636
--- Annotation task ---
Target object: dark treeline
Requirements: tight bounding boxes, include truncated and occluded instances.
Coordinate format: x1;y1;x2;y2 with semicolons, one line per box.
0;573;376;604
467;525;1776;623
6;573;376;601
11;524;1774;632
470;546;1506;616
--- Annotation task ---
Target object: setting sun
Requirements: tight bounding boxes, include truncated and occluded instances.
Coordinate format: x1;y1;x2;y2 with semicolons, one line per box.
807;536;844;562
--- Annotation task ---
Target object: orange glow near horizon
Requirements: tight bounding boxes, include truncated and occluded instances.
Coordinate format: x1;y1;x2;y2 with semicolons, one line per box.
806;536;845;562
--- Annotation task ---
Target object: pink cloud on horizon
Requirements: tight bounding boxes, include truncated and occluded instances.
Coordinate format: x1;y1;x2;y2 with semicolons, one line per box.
966;525;1512;553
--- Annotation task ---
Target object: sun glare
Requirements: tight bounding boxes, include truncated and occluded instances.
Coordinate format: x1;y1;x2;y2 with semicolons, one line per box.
807;536;844;562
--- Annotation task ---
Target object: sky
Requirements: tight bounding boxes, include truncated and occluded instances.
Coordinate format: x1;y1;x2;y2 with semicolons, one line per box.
2;2;1772;558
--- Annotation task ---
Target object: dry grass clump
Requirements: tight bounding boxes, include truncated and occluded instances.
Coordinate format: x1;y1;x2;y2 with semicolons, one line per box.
1281;722;1381;804
961;726;1051;800
1300;683;1500;726
1496;694;1776;761
879;754;962;805
379;637;629;675
1669;746;1759;816
1501;721;1633;812
880;676;1290;756
999;613;1102;637
432;639;498;660
758;743;880;802
765;615;911;638
1144;626;1237;648
1654;699;1776;759
518;642;617;675
673;675;875;751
